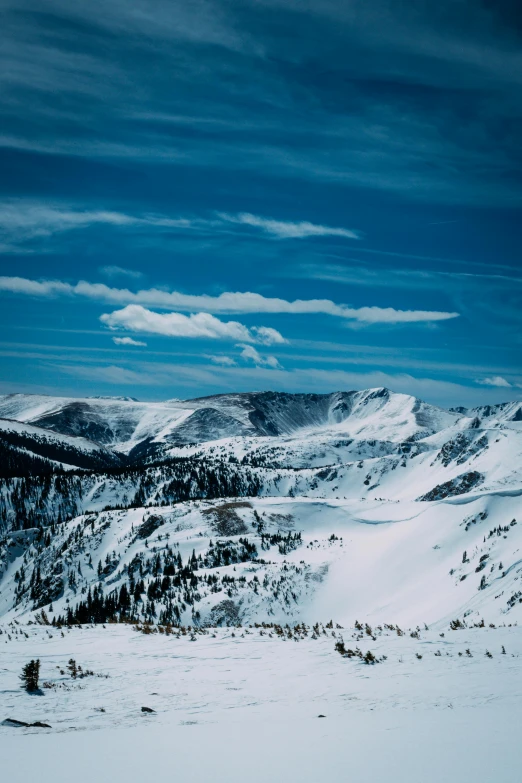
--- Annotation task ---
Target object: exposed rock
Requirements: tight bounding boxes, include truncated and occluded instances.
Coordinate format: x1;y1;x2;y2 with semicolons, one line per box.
134;514;164;540
2;718;51;728
418;471;485;501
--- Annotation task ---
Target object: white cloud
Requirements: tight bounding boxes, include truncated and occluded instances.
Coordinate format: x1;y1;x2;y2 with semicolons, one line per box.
217;212;360;240
0;202;193;244
0;276;74;297
251;326;288;345
207;355;237;366
339;305;459;324
476;376;512;388
101;304;286;344
238;343;282;368
100;265;144;279
0;202;362;247
112;336;147;347
0;276;460;324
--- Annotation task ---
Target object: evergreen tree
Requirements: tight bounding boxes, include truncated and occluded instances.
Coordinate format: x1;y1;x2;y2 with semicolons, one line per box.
20;659;40;692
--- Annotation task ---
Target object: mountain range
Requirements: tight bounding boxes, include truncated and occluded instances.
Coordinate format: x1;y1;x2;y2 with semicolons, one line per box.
0;387;521;628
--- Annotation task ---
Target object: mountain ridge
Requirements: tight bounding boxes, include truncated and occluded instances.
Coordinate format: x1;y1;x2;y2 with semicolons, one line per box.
0;385;521;628
0;386;492;458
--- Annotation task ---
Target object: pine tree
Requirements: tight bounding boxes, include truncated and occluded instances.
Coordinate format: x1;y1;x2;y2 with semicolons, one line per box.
20;659;40;692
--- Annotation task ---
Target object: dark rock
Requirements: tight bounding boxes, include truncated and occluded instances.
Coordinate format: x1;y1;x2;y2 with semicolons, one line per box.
135;514;164;540
141;706;155;713
418;471;485;502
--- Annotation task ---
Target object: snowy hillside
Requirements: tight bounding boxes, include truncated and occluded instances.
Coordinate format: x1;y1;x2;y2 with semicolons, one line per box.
0;418;123;475
0;386;521;629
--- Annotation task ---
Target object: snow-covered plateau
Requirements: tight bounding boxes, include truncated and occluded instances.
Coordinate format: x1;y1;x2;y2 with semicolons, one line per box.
1;387;521;780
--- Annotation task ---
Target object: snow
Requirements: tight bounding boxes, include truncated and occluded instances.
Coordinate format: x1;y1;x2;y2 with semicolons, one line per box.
2;386;522;780
3;708;521;783
2;487;522;627
1;623;522;781
0;394;199;453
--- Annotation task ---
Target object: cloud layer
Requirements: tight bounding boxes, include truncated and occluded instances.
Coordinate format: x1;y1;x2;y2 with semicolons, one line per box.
0;276;460;324
2;1;522;205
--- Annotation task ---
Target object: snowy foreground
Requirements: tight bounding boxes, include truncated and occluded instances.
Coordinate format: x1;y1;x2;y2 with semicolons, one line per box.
1;623;522;782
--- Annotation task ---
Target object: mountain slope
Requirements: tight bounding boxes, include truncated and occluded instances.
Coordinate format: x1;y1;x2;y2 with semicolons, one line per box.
0;386;520;627
0;418;123;474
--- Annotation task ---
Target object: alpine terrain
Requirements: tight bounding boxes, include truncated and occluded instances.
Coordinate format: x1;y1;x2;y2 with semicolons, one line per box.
1;387;521;628
1;387;522;781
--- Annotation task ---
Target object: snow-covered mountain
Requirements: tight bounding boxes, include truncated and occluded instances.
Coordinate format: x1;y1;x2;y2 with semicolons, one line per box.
0;388;463;453
0;387;521;629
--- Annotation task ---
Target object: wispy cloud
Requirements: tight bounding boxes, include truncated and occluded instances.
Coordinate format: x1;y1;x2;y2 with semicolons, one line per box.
2;3;522;206
0;201;360;250
207;355;237;367
0;202;194;248
298;262;522;290
101;304;286;344
476;376;512;388
238;343;282;369
0;277;73;297
217;212;359;240
100;266;144;280
0;276;460;324
112;336;147;347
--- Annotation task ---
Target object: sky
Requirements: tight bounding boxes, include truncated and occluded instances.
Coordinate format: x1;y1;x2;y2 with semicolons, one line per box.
0;0;521;408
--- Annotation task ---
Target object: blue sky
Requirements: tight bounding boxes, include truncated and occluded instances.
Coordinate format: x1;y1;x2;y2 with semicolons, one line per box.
0;0;521;407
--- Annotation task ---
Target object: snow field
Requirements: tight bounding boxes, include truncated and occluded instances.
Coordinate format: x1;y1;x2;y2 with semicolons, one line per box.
1;623;522;781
